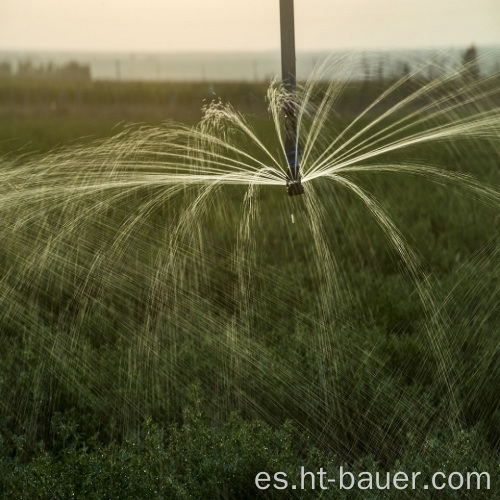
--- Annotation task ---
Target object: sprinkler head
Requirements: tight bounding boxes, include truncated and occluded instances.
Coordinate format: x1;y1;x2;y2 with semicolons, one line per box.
286;149;304;196
287;180;304;196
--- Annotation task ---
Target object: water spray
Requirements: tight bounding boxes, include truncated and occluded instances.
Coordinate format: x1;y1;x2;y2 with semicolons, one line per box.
280;0;304;196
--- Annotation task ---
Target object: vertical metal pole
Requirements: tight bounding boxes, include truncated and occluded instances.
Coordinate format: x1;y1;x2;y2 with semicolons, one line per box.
280;0;297;93
280;0;303;195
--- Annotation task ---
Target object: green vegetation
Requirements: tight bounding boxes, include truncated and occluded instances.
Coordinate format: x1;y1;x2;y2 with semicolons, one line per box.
0;76;499;498
1;413;497;498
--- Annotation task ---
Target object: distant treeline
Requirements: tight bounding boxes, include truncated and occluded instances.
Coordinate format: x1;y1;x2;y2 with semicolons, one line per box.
1;44;497;83
0;45;492;84
0;60;90;81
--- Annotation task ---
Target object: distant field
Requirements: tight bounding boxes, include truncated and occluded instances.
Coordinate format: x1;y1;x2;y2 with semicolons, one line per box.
0;78;272;154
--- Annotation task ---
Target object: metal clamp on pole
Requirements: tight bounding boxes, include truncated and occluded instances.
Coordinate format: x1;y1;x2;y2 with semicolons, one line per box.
280;0;304;196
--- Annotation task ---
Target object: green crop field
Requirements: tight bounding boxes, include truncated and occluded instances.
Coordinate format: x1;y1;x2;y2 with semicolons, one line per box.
0;75;499;499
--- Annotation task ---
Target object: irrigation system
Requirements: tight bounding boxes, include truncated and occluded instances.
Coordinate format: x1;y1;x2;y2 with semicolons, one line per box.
280;0;304;196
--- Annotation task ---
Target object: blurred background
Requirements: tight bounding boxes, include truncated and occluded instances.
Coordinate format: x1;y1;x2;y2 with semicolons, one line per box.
0;0;499;82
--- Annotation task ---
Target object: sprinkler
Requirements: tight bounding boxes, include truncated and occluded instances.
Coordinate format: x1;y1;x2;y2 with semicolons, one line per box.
280;0;304;196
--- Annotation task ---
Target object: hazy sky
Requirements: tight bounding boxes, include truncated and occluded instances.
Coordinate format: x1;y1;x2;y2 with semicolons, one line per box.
1;0;499;53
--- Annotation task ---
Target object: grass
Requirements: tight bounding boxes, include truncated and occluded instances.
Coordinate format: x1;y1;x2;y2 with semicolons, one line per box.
0;76;499;498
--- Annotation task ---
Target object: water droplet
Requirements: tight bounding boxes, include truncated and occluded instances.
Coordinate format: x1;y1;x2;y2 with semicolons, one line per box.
291;213;295;224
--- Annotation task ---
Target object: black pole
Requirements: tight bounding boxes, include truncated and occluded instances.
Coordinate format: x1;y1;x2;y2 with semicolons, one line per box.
280;0;304;195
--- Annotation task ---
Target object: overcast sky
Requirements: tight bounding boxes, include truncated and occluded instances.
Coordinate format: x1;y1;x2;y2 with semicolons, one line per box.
1;0;499;53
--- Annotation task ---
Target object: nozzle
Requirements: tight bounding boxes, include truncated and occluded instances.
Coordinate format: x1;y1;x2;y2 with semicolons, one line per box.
286;149;304;196
287;180;304;196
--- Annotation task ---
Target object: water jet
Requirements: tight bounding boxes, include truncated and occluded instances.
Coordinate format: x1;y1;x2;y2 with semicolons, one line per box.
2;40;500;491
